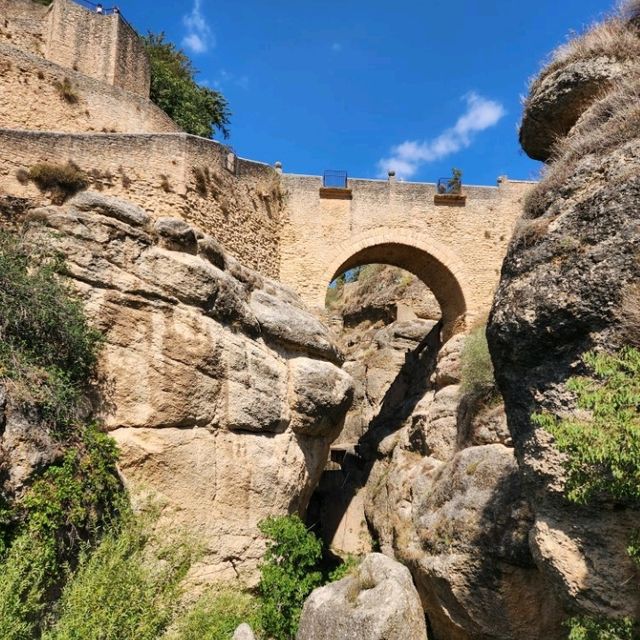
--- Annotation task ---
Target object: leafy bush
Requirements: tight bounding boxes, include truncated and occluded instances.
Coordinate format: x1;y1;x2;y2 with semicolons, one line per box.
532;348;640;505
143;33;230;139
27;162;88;204
258;515;324;640
169;588;262;640
567;616;635;640
0;426;123;640
0;231;101;429
43;512;194;640
460;325;497;397
0;230;124;638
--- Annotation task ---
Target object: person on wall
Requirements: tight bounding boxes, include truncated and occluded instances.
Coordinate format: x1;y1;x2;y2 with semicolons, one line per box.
96;4;104;14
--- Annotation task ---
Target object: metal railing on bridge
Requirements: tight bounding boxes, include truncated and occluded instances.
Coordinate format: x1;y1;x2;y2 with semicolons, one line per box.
436;177;462;195
323;170;348;189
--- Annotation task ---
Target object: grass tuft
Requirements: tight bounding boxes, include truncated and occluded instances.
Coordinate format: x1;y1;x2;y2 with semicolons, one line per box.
27;162;88;204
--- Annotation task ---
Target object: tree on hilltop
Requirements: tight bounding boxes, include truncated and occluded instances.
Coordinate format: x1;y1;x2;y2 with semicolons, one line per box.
143;33;231;139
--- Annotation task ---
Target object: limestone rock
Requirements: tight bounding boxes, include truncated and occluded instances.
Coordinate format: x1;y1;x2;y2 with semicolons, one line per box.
250;289;342;363
520;57;635;161
490;16;640;625
289;358;354;437
154;216;198;253
296;553;428;640
0;385;63;496
69;191;151;227
16;192;353;584
232;623;256;640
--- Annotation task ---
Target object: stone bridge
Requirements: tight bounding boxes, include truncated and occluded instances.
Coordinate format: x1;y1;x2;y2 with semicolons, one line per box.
279;173;533;329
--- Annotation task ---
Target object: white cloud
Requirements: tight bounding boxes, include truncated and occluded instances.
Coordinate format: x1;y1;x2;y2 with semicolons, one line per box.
377;93;506;180
182;0;214;54
213;69;249;91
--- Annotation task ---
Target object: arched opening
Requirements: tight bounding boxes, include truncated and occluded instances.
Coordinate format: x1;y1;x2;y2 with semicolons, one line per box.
320;241;468;331
308;249;465;557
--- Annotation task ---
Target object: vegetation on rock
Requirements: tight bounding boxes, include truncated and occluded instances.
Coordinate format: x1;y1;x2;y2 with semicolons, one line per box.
143;33;231;139
0;230;124;638
169;588;262;640
0;231;100;430
533;348;640;506
258;515;324;640
566;615;635;640
460;324;498;398
44;511;194;640
26;163;88;204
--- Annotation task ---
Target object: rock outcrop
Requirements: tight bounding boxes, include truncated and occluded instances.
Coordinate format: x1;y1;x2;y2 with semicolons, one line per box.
296;553;428;640
7;191;353;585
520;16;640;161
490;6;640;626
313;266;562;639
362;336;563;640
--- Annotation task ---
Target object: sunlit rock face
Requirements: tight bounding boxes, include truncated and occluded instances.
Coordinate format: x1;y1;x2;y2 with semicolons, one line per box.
20;191;353;585
490;12;640;625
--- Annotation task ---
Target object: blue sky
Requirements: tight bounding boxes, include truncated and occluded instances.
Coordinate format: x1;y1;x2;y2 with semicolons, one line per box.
120;0;614;185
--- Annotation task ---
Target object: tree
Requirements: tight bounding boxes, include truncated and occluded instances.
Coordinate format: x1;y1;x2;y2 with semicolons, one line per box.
143;33;231;139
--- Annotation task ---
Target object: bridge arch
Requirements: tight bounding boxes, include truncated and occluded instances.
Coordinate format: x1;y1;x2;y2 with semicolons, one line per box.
319;231;471;330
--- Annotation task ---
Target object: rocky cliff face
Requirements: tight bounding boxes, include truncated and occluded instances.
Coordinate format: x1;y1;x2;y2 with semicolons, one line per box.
490;7;640;625
2;191;353;585
312;267;563;639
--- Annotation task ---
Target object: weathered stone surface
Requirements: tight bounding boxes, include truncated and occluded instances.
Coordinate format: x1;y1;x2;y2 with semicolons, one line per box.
232;623;256;640
69;191;151;227
154;216;198;253
250;290;342;363
296;553;428;640
289;358;354;437
16;192;353;584
360;334;566;640
491;16;640;626
0;385;63;496
520;57;635;161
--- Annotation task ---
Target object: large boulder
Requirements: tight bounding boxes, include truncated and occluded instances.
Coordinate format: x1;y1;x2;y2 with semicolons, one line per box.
16;192;353;585
296;553;428;640
490;10;640;625
519;15;640;161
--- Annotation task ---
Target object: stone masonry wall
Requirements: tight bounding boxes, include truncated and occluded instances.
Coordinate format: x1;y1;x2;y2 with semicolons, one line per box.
0;130;282;277
0;44;178;134
0;0;49;56
280;175;532;326
0;0;150;98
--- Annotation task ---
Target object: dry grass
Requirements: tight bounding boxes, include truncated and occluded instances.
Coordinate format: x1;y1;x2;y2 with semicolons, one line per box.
28;161;88;203
620;0;640;22
512;216;553;249
523;72;640;223
530;17;640;95
53;76;79;104
620;282;640;347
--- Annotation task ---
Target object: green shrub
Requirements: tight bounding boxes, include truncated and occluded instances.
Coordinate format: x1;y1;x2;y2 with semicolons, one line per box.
43;512;193;640
0;426;123;640
143;33;230;139
0;231;101;429
169;588;262;640
532;348;640;505
27;162;88;203
460;325;497;397
258;515;323;640
566;616;635;640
